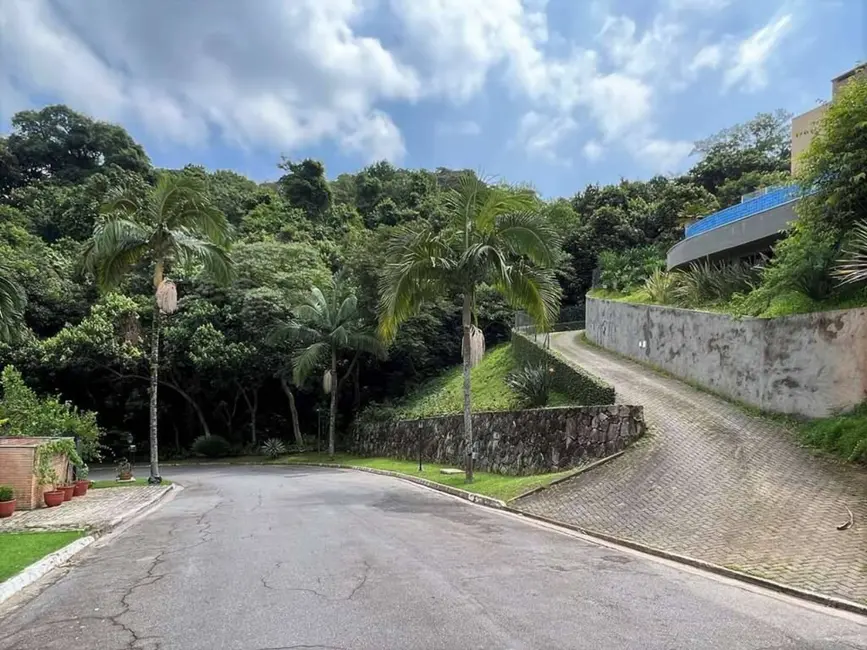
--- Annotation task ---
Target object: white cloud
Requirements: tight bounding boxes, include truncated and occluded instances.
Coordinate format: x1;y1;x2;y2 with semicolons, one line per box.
583;140;604;161
0;0;421;163
513;111;578;164
689;44;723;73
597;15;684;79
630;136;694;172
665;0;732;11
723;13;793;91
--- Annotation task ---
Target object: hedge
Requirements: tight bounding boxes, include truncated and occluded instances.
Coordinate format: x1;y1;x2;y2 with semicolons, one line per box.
511;331;615;405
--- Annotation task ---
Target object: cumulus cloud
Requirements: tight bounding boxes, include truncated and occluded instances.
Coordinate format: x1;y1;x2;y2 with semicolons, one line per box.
513;111;578;164
723;13;793;91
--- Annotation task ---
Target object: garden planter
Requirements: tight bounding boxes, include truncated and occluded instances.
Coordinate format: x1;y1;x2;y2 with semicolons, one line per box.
0;499;16;518
60;485;75;501
73;480;89;497
43;490;65;507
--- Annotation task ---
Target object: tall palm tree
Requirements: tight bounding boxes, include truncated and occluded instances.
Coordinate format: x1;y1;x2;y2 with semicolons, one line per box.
0;273;26;343
270;277;384;458
83;174;233;484
379;174;561;482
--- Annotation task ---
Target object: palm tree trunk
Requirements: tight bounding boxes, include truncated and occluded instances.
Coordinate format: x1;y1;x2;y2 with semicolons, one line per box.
281;377;304;449
329;349;338;459
148;301;162;484
462;291;474;483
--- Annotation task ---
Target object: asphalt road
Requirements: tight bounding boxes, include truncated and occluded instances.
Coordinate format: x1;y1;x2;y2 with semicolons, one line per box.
0;466;864;650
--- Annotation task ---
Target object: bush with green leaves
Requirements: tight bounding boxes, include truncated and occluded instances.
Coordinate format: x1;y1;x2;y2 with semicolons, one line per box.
191;434;232;458
643;269;681;304
0;365;103;461
597;246;665;293
675;258;760;307
261;438;287;459
0;485;14;502
506;364;553;408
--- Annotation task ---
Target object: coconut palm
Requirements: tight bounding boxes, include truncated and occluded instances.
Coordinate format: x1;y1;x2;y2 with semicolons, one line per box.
270;277;384;458
83;173;233;484
378;173;561;482
0;273;26;343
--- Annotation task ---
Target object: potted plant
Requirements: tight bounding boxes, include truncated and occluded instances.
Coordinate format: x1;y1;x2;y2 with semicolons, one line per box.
39;468;64;508
58;482;75;502
116;458;133;482
0;485;16;518
73;464;90;496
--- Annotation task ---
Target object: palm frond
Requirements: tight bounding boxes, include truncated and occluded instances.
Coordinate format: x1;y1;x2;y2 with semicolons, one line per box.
172;231;234;286
84;217;151;291
292;340;330;384
476;186;537;233
0;273;27;343
494;212;561;266
378;225;453;341
155;175;232;246
494;263;561;331
835;220;867;285
100;185;143;218
347;332;386;359
266;320;322;346
335;294;358;326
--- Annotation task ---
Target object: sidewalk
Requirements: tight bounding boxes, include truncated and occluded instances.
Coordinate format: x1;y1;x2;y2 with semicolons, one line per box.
514;332;867;606
0;486;172;533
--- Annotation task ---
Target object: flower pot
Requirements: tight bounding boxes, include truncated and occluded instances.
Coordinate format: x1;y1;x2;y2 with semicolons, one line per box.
0;499;16;518
73;480;89;497
44;490;65;508
60;485;75;501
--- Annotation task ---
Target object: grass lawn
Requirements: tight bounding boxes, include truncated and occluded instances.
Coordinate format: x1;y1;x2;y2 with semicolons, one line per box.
396;343;571;419
275;452;579;501
90;477;173;489
0;531;85;582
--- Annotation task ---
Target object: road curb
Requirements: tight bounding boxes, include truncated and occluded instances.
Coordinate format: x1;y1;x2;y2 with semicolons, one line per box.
291;461;867;617
0;484;176;606
509;451;626;501
503;508;867;618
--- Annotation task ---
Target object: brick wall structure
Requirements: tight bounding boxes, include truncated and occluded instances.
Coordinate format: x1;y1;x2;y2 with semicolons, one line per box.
0;437;72;510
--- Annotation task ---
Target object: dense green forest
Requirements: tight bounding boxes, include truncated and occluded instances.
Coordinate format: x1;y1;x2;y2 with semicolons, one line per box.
0;96;854;461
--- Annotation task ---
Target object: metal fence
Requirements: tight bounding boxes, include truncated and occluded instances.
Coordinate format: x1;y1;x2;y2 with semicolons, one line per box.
513;311;585;349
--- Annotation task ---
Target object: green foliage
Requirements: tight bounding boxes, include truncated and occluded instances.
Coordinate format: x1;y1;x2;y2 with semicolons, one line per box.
801;402;867;464
643;269;681;304
0;270;26;342
0;485;13;501
511;332;615;405
597;246;664;293
675;258;759;307
0;366;102;461
35;438;83;486
191;434;232;458
834;219;867;286
506;364;553;408
261;438;287;459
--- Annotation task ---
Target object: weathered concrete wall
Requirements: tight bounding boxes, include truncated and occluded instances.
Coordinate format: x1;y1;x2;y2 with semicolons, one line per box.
352;405;645;476
586;298;867;417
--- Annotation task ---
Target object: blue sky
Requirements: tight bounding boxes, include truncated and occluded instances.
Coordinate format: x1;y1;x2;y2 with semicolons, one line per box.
1;0;864;198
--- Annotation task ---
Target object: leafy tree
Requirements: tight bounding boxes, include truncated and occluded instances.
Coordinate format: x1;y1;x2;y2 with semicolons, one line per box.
83;174;233;482
379;174;561;481
270;278;384;458
0;271;26;343
278;158;332;220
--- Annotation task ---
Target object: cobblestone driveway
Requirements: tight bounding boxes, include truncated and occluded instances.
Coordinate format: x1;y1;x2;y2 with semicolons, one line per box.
514;332;867;605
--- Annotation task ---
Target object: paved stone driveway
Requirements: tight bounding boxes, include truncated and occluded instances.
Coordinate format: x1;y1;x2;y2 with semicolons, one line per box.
515;332;867;605
0;486;170;532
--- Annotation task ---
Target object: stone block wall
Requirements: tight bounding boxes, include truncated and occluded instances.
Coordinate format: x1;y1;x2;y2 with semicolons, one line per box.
586;297;867;417
351;405;645;476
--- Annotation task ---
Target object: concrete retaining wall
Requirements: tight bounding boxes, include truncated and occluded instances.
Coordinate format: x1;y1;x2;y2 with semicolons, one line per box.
351;405;645;475
586;297;867;417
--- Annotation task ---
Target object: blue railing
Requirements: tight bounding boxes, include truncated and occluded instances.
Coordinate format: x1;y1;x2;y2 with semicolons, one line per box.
685;185;803;238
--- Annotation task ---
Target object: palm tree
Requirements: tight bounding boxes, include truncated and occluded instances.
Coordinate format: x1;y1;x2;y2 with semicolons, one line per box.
378;174;561;482
0;273;26;343
270;277;384;458
83;174;233;484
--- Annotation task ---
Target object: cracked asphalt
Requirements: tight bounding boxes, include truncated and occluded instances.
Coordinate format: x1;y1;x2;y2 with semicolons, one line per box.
0;466;864;650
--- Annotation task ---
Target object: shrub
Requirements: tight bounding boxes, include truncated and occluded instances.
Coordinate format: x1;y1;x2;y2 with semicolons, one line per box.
676;258;760;307
0;366;103;461
261;438;287;459
644;269;681;304
506;364;553;408
191;435;232;458
597;246;665;293
801;402;867;464
0;485;13;502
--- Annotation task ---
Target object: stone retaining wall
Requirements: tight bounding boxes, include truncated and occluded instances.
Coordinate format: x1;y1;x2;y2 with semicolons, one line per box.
351;405;645;475
586;297;867;417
